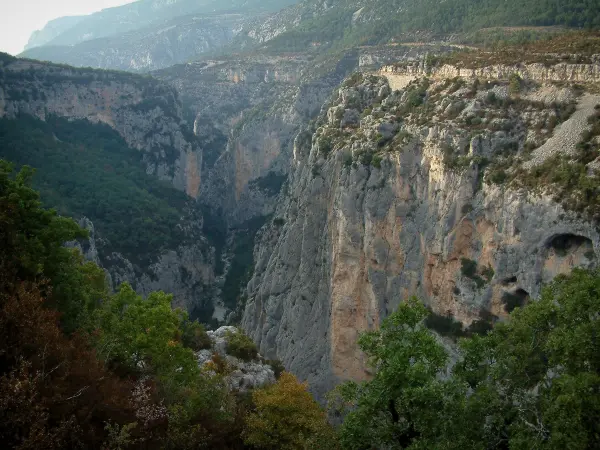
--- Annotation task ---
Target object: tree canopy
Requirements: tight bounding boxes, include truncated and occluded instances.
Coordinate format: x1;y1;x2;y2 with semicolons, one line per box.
331;269;600;449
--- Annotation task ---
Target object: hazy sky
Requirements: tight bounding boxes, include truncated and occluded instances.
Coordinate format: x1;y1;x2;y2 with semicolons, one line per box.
0;0;136;55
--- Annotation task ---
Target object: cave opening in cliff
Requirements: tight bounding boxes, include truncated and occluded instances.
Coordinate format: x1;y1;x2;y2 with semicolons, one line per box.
502;288;530;313
546;234;593;257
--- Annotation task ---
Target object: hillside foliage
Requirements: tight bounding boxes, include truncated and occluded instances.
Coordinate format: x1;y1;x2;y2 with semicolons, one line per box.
265;0;600;52
330;270;600;449
0;115;189;265
0;159;335;449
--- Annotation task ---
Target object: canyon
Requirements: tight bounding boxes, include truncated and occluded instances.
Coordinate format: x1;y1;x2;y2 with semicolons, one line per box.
2;0;600;403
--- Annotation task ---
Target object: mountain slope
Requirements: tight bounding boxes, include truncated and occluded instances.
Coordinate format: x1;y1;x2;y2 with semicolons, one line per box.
24;15;85;50
28;0;298;49
21;0;299;72
21;13;249;72
0;52;215;315
241;0;600;53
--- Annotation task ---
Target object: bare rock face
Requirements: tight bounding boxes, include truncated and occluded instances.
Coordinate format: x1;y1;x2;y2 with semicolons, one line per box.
242;73;599;399
196;327;276;392
156;52;359;225
380;62;600;91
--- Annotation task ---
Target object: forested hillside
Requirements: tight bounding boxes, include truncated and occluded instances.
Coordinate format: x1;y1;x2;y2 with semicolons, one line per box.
0;160;335;448
260;0;600;52
0;115;189;265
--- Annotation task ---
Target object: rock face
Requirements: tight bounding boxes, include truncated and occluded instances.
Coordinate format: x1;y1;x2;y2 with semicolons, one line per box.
0;57;201;197
196;326;276;392
0;55;217;313
156;52;360;225
380;62;600;91
70;211;216;313
242;72;599;399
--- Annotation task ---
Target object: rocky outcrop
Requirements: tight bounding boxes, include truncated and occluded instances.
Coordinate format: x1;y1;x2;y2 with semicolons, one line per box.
380;62;600;90
196;326;276;392
242;73;599;399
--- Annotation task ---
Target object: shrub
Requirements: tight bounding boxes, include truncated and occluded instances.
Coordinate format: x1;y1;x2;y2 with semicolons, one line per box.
342;152;353;167
502;291;526;313
343;72;363;88
481;265;495;282
318;136;332;155
273;217;285;227
266;359;286;379
182;320;212;351
226;329;258;362
460;258;478;278
466;318;494;336
244;372;338;449
461;258;487;288
508;73;522;96
424;310;464;338
372;154;382;169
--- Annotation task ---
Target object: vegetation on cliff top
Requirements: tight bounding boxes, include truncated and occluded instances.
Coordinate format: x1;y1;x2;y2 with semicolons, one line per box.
264;0;600;53
440;31;600;68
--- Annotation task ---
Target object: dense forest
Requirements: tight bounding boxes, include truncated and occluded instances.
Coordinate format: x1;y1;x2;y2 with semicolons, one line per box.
0;115;190;265
1;159;599;448
265;0;600;52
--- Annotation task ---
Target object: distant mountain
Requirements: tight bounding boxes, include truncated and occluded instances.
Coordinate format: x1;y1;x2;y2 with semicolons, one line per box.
238;0;600;53
21;13;249;72
21;0;600;72
25;15;85;50
21;0;298;72
25;0;298;49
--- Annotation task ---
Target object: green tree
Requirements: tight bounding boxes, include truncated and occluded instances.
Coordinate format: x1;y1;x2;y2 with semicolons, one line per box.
330;297;458;449
93;283;200;392
0;160;107;332
454;268;600;449
333;269;600;449
244;372;339;449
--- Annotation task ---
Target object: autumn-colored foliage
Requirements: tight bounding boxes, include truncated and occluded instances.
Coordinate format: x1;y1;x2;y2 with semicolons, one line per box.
244;372;339;450
0;282;139;448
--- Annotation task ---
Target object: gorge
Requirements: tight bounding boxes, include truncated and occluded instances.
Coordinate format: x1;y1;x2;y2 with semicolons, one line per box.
1;0;600;447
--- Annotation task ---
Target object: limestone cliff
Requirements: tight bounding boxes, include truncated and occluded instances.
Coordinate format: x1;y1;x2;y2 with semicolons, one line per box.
0;54;214;313
242;70;600;399
0;56;202;197
380;61;600;91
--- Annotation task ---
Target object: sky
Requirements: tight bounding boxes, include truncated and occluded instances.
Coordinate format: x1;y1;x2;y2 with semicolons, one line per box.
0;0;136;55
